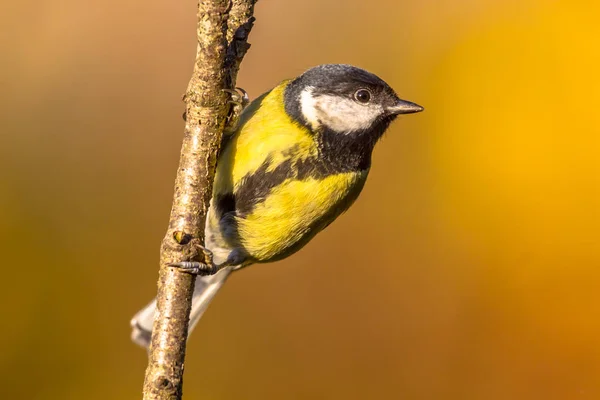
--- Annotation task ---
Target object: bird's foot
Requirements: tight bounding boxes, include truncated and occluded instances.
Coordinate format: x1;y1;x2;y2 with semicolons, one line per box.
223;87;249;133
169;261;216;276
168;244;217;276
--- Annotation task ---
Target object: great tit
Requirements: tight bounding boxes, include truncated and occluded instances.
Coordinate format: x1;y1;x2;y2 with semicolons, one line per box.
131;64;423;347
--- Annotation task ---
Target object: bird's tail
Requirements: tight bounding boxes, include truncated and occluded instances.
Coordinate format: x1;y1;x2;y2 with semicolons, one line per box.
130;267;232;348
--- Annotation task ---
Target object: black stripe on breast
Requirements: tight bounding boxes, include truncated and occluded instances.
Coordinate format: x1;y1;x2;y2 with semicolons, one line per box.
215;147;358;218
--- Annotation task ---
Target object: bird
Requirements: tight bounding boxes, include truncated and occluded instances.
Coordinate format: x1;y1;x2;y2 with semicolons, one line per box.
130;64;423;348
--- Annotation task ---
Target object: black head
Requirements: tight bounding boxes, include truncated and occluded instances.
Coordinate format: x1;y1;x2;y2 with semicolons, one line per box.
284;64;423;135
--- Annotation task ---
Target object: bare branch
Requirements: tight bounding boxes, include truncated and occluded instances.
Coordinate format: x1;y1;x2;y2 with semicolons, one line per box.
142;1;256;399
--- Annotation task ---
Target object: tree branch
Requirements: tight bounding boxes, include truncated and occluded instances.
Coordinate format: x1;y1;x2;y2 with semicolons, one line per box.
142;1;256;399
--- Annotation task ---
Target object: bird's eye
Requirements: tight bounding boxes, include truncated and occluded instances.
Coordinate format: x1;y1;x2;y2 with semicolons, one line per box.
354;89;371;104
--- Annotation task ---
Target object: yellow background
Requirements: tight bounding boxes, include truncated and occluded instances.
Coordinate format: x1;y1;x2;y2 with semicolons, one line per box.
1;0;599;399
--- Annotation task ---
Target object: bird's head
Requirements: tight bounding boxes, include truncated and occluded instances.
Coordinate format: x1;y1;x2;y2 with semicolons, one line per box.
284;64;423;137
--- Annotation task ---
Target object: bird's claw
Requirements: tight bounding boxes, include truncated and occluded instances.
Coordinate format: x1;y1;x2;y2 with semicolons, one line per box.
223;87;249;107
168;244;217;276
168;261;216;276
223;87;249;133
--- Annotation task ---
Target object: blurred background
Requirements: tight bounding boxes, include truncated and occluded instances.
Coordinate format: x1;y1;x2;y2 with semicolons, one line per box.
1;0;599;398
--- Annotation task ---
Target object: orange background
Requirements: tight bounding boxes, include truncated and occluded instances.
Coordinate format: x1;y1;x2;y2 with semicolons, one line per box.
1;0;599;399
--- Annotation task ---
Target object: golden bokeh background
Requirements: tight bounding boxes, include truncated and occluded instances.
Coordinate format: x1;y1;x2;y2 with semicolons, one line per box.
2;0;599;398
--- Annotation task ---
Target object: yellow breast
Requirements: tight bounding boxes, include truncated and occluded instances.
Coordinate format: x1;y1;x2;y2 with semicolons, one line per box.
238;171;367;261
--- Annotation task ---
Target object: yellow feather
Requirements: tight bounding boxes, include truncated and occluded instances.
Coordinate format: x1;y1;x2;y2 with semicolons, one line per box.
213;81;317;196
238;172;367;261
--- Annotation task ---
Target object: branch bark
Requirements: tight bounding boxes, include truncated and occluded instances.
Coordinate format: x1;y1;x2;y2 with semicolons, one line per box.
142;1;256;399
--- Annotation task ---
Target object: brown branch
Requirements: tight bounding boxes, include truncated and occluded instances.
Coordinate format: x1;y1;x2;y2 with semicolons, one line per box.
142;1;256;399
225;0;256;85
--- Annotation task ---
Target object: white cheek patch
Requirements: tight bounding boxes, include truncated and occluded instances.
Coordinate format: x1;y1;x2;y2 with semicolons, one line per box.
299;87;383;133
300;87;321;129
315;95;382;132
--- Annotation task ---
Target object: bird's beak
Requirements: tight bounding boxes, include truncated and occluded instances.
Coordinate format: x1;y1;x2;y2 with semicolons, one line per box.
387;98;424;115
